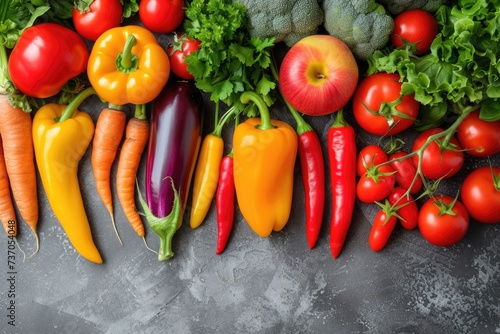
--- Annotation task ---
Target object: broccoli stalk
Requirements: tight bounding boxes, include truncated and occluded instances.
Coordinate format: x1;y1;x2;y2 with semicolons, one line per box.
233;0;324;47
322;0;394;60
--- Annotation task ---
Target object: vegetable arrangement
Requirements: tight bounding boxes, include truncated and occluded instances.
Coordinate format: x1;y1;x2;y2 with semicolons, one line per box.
2;0;500;266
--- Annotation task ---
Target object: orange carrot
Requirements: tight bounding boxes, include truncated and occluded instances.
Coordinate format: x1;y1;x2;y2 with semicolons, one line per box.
116;115;150;237
0;138;16;237
92;107;126;243
0;95;38;249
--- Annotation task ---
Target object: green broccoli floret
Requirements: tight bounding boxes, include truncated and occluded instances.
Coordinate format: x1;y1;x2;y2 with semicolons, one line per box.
377;0;449;15
322;0;394;60
233;0;324;47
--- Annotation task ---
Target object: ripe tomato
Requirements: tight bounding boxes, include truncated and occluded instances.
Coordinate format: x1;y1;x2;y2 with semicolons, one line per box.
418;195;469;247
461;166;500;224
353;72;420;136
368;207;397;252
357;164;396;203
388;187;418;230
389;151;422;194
391;9;438;55
356;144;388;177
72;0;123;41
456;109;500;157
412;128;464;180
139;0;185;34
167;35;201;80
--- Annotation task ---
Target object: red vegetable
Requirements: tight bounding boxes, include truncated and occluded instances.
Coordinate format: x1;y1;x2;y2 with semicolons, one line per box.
389;151;422;194
8;23;89;98
328;110;356;258
412;128;464;180
391;9;438;55
456;109;500;157
357;164;396;203
368;204;397;252
356;144;388;177
72;0;123;41
139;0;185;34
167;35;201;80
461;166;500;224
387;187;418;230
215;154;235;254
352;72;419;136
418;195;469;247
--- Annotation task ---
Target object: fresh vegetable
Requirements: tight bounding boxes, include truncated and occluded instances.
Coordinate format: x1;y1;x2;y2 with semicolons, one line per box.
0;138;16;237
352;72;419;136
412;128;464;180
233;0;324;47
87;25;170;106
461;166;500;224
418;195;469;247
73;0;123;41
389;151;422;194
387;186;418;230
368;202;397;252
390;9;438;55
328;110;356;258
183;0;276;113
143;81;203;260
116;105;150;238
32;87;102;264
167;34;201;80
322;0;394;60
456;109;500;157
8;23;89;99
279;34;359;116
0;95;38;245
215;153;235;254
367;0;500;128
356;144;388;177
357;163;396;203
233;92;297;237
92;106;126;243
377;0;449;15
139;0;185;34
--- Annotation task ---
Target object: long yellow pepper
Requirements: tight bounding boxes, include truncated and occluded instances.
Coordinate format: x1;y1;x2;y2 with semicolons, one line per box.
32;88;102;264
233;92;298;237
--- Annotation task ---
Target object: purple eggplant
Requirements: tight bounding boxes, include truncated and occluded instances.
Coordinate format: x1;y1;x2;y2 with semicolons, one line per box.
139;81;204;261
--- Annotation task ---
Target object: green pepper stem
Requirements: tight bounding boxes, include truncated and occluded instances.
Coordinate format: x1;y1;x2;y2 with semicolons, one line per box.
116;35;139;73
240;91;273;130
134;103;147;120
58;87;96;122
331;109;348;128
212;105;239;137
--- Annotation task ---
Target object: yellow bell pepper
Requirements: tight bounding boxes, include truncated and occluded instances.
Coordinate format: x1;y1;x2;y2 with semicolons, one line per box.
233;92;298;237
87;25;170;106
32;88;102;264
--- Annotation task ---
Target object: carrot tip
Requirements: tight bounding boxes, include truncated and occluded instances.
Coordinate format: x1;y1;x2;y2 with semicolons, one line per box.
109;212;123;245
25;229;40;261
142;236;158;256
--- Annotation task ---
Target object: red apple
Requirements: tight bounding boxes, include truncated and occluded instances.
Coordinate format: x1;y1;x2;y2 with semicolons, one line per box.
279;35;359;116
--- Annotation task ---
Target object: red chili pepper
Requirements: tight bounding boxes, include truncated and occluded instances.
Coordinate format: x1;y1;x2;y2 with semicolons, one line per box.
328;110;357;258
285;101;325;249
215;153;235;254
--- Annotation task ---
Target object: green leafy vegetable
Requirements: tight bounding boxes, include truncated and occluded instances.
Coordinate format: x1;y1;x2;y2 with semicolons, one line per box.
367;0;500;129
183;0;277;116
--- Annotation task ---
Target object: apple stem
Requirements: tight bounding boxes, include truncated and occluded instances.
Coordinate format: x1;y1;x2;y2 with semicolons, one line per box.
240;91;273;130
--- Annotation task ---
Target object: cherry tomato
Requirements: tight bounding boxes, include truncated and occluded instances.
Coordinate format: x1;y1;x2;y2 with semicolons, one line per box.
456;109;500;157
389;151;422;194
356;144;388;177
388;187;418;230
461;166;500;224
391;9;438;55
139;0;185;34
357;164;396;203
72;0;123;41
167;35;201;80
353;72;420;136
418;195;469;247
368;208;397;252
412;128;464;180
